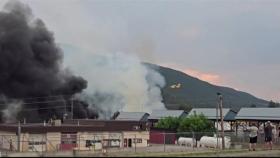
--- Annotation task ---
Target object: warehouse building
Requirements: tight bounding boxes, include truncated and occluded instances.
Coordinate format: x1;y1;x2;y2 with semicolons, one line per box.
188;108;237;121
148;110;188;127
188;108;237;131
235;108;280;122
111;112;150;122
148;110;187;144
235;108;280;130
0;119;149;152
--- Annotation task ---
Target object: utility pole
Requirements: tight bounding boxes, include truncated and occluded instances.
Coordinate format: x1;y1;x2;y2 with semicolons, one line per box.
217;93;225;150
216;101;219;149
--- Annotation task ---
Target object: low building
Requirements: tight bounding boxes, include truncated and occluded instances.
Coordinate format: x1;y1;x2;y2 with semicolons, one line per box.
149;128;177;145
188;108;237;131
148;110;188;127
235;108;280;122
234;108;280;136
0;120;149;152
111;112;150;122
148;110;187;145
188;108;237;122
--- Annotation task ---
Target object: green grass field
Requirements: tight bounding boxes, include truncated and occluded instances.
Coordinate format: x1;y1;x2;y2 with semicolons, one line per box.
104;149;280;157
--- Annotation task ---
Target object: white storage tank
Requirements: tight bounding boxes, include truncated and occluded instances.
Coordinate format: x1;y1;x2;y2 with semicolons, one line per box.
178;137;195;147
200;136;231;149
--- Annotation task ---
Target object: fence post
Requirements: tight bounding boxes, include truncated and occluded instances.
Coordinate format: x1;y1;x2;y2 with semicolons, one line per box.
78;134;80;151
192;132;194;150
41;137;44;157
163;132;166;152
17;122;21;152
134;134;136;153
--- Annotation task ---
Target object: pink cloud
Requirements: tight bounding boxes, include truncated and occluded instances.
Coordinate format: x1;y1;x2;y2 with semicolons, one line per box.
183;68;222;85
159;63;223;85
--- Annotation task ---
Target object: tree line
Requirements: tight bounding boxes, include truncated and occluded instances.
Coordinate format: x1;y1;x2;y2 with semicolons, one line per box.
155;114;215;145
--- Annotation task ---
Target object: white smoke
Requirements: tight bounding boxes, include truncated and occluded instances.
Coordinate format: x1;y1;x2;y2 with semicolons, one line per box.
68;52;166;119
1;96;22;123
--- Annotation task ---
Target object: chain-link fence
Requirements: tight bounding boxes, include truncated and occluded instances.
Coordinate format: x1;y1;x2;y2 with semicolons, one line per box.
0;131;280;157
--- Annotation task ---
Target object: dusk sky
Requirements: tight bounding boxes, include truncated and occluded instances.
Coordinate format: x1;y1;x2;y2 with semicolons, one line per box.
1;0;279;102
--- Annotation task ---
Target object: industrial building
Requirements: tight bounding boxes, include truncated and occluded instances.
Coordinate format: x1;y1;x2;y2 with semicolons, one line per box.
1;108;279;152
235;108;280;122
0;120;149;152
111;112;150;122
235;107;280;130
188;108;237;121
148;110;188;127
188;108;238;131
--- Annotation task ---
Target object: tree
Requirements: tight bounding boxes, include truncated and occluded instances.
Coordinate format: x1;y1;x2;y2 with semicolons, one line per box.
250;104;256;108
155;114;215;147
268;100;280;108
155;116;181;131
177;114;215;146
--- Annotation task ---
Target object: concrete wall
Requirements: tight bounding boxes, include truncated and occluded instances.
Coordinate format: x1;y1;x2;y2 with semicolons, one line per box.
28;134;47;152
123;131;149;147
0;130;149;152
46;132;61;151
0;131;17;151
77;131;149;149
20;133;29;152
78;132;122;150
0;132;49;152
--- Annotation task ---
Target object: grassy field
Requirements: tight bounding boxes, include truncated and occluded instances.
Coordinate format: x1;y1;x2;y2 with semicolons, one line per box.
4;147;280;157
103;149;280;157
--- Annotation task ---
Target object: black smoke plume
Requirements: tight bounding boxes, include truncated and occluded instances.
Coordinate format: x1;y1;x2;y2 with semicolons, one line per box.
0;1;97;122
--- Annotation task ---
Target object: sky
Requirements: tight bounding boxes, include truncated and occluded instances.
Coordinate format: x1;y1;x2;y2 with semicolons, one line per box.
0;0;279;102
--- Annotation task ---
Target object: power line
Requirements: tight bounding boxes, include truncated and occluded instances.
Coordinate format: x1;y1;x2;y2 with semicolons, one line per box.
0;99;69;106
18;106;67;112
0;94;75;101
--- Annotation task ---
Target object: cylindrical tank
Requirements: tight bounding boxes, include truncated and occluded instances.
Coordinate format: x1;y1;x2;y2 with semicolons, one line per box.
178;137;195;146
200;136;231;149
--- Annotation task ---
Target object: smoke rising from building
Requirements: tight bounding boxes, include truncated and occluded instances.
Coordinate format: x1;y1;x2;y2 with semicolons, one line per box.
0;0;91;122
70;53;166;119
0;0;166;122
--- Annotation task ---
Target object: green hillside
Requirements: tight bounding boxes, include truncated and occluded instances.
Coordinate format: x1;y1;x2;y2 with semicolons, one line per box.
146;63;268;111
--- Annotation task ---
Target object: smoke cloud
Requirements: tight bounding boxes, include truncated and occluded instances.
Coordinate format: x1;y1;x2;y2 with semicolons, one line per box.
0;0;166;122
70;52;166;119
0;0;90;122
0;95;22;123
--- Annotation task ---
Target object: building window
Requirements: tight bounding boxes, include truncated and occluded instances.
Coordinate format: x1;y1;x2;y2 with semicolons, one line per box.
28;141;46;145
61;133;77;144
61;140;76;144
133;139;142;143
103;139;121;148
86;140;101;147
133;126;140;130
137;139;142;143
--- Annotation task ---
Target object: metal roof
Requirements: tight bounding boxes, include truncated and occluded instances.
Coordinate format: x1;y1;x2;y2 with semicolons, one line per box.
235;108;280;121
149;110;187;120
0;120;148;133
115;112;149;121
188;108;230;120
224;110;237;121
